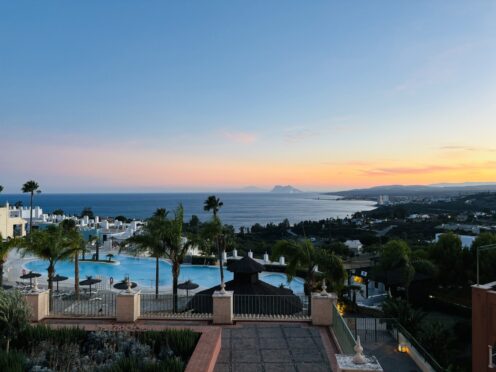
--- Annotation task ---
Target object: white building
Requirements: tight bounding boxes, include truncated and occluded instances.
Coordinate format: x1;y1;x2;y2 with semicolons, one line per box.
378;195;390;205
345;239;363;254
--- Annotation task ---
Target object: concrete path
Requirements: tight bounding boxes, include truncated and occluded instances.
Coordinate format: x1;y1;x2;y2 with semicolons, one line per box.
214;323;332;372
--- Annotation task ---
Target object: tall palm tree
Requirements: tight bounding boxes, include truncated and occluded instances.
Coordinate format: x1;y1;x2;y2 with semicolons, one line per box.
203;195;223;218
21;180;40;235
61;219;85;300
163;204;193;312
272;239;347;296
203;196;225;287
126;208;169;299
0;234;18;287
20;225;76;309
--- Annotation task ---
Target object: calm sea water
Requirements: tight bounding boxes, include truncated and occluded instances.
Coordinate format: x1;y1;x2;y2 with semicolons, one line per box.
0;193;375;229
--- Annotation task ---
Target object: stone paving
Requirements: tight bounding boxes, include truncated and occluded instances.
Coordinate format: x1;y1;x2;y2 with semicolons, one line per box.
214;323;332;372
362;335;420;372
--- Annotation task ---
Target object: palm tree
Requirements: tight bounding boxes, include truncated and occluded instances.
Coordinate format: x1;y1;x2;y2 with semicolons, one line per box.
126;208;169;299
0;234;18;287
0;185;3;194
272;239;347;296
203;195;223;218
20;225;76;308
162;204;193;312
21;180;40;235
203;196;225;287
60;220;85;300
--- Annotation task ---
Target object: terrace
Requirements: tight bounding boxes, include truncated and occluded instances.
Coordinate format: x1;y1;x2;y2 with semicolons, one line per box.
14;283;440;372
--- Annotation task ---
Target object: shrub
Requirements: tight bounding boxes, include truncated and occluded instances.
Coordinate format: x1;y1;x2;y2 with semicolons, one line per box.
134;329;199;362
0;289;31;352
103;356;184;372
0;350;26;372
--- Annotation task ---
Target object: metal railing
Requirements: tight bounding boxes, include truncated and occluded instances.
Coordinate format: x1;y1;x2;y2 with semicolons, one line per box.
392;320;444;372
50;291;116;317
331;305;356;354
343;316;444;371
140;293;212;319
233;294;310;320
345;317;397;342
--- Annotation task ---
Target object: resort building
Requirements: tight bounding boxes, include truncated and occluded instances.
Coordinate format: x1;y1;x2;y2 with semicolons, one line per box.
0;202;27;238
472;282;496;371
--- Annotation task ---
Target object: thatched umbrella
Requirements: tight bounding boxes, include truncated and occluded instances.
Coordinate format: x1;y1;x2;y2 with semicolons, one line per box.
178;280;199;298
113;278;138;291
52;274;68;292
20;271;41;287
79;276;101;297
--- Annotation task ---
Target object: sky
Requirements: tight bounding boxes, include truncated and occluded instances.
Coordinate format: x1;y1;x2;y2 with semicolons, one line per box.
1;1;495;193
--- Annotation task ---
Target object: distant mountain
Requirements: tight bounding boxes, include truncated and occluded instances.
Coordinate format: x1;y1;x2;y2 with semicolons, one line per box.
430;182;496;187
329;184;496;198
271;185;302;193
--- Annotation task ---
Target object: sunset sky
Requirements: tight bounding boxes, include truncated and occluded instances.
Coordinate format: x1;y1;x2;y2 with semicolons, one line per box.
1;1;495;192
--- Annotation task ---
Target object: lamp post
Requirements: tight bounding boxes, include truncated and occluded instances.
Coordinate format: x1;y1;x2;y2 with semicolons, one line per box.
477;244;496;285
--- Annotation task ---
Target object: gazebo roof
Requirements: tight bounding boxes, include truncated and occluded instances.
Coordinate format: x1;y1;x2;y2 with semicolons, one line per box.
227;256;264;274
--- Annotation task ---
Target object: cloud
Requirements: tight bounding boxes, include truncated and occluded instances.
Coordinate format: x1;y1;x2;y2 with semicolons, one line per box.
362;165;455;176
439;145;496;153
393;43;474;94
283;128;318;143
222;131;257;144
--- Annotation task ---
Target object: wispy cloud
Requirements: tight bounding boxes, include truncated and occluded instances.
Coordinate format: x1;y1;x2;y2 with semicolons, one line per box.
439;145;496;152
222;131;257;144
393;43;474;94
362;165;455;176
283;128;318;143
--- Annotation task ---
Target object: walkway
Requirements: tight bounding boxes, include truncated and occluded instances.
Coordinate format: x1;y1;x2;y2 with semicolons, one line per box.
214;323;334;372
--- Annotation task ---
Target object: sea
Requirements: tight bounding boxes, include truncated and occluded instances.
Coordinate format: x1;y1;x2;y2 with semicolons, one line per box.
0;193;376;229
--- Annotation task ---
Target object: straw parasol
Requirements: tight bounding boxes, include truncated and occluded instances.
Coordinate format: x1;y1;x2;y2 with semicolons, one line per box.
79;276;101;297
178;280;199;298
113;278;138;291
20;271;41;287
52;274;68;292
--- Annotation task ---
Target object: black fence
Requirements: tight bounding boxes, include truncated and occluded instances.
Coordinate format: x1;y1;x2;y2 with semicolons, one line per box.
50;291;116;317
233;294;310;318
140;293;212;318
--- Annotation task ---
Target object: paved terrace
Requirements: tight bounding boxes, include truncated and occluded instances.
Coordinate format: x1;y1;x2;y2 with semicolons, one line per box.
215;323;337;372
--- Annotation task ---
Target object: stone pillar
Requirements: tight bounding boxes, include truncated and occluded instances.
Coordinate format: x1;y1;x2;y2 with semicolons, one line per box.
212;290;233;325
116;290;141;322
311;292;337;326
24;290;50;322
248;250;253;258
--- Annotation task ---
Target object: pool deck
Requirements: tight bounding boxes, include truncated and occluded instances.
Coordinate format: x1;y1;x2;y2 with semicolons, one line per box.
5;250;303;293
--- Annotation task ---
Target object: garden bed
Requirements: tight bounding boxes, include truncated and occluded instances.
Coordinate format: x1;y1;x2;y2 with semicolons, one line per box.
1;325;200;371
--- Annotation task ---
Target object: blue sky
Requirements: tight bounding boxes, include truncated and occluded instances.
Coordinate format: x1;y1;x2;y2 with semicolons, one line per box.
1;1;495;192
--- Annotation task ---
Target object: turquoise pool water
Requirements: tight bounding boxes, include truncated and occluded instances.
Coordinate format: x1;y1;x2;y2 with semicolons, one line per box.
24;255;304;293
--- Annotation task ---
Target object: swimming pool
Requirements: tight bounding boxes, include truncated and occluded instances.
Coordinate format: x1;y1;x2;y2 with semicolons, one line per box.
24;255;304;293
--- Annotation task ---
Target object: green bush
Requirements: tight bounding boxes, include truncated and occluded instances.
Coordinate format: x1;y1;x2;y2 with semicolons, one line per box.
0;350;26;372
103;356;184;372
134;329;199;362
13;325;86;352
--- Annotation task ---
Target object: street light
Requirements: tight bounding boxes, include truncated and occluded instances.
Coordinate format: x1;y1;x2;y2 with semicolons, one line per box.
477;244;496;285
